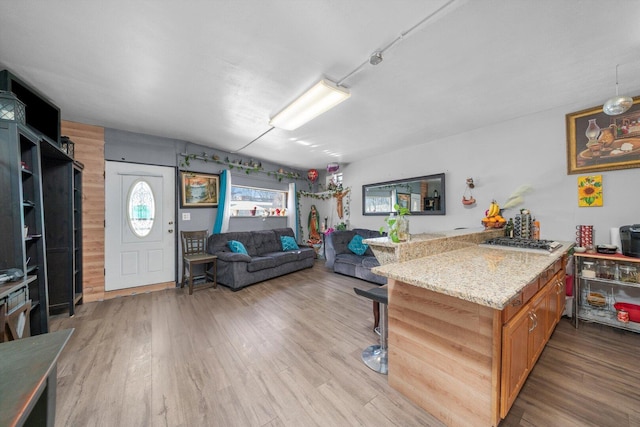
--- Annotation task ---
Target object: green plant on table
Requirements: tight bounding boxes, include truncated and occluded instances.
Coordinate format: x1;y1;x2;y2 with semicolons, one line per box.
380;203;411;243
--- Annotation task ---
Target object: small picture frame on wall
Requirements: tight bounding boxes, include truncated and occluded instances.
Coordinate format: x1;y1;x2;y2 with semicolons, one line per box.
577;175;603;207
180;171;219;208
397;193;410;210
566;96;640;174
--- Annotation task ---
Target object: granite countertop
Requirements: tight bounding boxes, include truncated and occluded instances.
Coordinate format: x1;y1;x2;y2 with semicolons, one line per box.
372;242;573;310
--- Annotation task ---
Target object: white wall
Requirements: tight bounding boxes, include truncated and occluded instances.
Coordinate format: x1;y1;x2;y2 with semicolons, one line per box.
345;103;639;246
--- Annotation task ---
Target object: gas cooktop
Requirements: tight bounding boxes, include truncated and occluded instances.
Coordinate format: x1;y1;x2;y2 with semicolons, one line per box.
480;237;563;254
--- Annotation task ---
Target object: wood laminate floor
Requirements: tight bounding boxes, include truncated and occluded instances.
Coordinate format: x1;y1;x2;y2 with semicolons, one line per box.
51;262;640;427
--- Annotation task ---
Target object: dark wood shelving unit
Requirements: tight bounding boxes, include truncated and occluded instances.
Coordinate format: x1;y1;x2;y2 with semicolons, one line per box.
40;138;84;315
1;68;82;334
0;122;49;336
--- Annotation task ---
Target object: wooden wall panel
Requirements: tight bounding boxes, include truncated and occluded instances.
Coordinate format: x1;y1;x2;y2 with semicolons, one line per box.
388;279;502;426
61;121;105;302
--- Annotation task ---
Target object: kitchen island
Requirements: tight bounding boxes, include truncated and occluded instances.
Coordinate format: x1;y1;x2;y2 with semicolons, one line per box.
368;231;572;426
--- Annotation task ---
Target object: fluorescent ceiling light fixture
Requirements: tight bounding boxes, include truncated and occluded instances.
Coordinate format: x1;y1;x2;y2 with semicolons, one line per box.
269;79;350;130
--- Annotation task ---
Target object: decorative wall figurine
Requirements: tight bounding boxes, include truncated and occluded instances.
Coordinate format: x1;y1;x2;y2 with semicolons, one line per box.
334;188;350;219
462;177;476;205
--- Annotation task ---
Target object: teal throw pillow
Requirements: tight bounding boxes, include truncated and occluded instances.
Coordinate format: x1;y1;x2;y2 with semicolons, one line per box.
348;234;368;256
228;240;248;255
280;236;300;251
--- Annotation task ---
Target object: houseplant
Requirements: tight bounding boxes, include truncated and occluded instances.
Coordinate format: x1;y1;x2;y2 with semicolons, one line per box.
380;203;410;243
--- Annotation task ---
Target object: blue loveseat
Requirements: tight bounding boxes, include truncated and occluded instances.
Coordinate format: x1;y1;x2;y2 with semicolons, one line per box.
324;228;387;285
207;228;315;291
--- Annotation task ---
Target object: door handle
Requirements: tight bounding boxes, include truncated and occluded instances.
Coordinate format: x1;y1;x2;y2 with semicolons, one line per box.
168;221;174;225
528;312;535;332
168;230;174;233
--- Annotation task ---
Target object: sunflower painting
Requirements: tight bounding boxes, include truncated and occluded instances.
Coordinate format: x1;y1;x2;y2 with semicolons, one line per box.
578;175;603;207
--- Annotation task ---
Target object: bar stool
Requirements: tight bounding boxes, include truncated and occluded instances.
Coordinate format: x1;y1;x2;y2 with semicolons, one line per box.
353;286;388;375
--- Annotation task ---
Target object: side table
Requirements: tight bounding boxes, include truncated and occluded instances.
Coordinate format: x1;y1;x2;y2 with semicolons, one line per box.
0;329;74;427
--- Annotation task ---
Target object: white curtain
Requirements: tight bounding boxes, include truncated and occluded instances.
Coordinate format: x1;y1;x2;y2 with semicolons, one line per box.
287;182;298;240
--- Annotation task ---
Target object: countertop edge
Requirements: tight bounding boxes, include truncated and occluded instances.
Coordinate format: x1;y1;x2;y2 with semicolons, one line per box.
373;242;573;310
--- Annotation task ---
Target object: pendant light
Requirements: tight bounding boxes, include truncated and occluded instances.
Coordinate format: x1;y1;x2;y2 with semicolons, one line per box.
603;64;633;116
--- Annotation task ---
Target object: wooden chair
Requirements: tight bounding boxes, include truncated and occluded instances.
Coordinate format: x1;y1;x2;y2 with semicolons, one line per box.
180;230;217;295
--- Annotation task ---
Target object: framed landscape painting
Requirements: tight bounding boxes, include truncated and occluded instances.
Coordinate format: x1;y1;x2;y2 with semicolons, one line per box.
566;95;640;174
180;172;219;208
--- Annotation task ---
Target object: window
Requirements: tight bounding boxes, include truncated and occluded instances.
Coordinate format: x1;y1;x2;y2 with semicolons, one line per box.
365;192;393;214
230;185;288;216
127;180;155;237
327;172;343;189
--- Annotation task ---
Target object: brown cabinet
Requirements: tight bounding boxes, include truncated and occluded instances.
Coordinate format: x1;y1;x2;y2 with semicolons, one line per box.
500;257;567;418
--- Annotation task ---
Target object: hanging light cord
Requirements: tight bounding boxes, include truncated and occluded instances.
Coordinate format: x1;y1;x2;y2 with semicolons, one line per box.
236;0;459;152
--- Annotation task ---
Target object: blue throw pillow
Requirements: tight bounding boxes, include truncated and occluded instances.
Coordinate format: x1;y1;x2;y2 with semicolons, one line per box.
348;234;368;256
280;235;300;251
228;240;248;255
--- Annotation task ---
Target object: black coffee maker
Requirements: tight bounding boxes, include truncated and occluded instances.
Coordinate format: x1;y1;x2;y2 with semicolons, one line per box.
620;225;640;258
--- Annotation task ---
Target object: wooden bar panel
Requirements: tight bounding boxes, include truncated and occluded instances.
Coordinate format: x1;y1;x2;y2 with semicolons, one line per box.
388;279;501;426
60;121;105;302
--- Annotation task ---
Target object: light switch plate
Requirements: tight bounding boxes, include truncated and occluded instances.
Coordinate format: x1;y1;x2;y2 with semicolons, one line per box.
182;212;190;221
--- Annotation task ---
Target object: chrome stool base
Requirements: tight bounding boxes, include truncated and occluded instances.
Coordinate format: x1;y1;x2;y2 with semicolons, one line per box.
354;286;389;376
362;344;388;374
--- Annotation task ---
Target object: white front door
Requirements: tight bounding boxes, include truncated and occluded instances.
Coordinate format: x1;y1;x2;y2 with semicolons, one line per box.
105;161;175;291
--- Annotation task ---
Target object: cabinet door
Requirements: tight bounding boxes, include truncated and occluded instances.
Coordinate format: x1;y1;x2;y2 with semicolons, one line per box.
554;272;566;323
528;289;548;365
540;271;566;341
501;305;532;418
546;277;557;332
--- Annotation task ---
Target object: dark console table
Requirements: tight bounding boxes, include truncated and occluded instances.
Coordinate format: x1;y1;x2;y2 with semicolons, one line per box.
0;329;73;427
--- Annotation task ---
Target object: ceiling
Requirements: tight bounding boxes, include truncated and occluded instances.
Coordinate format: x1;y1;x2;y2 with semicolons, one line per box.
1;1;640;170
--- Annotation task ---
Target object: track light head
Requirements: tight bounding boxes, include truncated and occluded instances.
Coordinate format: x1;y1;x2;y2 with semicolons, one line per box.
369;51;383;66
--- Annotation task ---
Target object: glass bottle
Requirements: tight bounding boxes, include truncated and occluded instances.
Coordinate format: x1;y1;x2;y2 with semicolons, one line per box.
505;218;514;238
619;265;638;283
581;261;596;278
396;215;410;242
596;259;615;280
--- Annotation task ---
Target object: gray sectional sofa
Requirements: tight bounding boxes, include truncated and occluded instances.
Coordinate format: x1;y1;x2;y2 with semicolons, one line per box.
324;228;387;285
207;228;315;291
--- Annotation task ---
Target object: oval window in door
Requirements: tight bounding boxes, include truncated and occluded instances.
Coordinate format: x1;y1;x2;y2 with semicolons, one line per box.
127;180;155;237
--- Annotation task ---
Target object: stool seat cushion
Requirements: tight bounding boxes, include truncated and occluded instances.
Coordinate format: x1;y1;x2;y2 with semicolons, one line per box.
354;286;388;305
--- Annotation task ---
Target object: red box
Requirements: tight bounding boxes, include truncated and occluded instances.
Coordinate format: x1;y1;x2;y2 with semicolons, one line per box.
614;303;640;323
